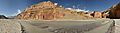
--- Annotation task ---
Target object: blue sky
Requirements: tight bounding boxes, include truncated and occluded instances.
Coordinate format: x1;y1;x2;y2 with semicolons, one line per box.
0;0;120;16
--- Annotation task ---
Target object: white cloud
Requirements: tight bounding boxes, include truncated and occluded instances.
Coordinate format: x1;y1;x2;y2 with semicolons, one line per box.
12;9;21;16
54;3;58;5
60;5;62;7
66;8;73;10
17;9;21;14
72;5;75;8
65;8;89;12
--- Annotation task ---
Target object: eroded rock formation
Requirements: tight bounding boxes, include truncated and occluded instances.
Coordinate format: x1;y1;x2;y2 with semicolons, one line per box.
16;1;95;20
16;1;65;20
90;11;102;18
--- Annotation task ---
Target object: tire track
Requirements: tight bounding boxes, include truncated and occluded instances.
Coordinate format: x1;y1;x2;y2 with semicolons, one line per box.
51;21;110;33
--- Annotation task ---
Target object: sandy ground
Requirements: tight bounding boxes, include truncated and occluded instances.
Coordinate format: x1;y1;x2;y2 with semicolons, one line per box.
0;19;114;33
0;19;21;33
114;19;120;33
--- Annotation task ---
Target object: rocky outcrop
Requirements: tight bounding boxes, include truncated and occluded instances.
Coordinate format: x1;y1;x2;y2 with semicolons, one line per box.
90;11;109;18
16;1;65;20
0;15;8;19
102;12;109;18
106;2;120;19
16;1;94;20
90;11;102;18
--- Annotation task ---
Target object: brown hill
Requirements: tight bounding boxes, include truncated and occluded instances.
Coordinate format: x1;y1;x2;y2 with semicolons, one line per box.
105;2;120;19
16;1;66;20
16;1;92;20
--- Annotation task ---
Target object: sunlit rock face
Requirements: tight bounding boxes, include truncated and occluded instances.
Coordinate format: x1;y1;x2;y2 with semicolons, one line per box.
16;1;95;20
90;11;102;18
107;3;120;19
16;1;65;20
0;15;8;19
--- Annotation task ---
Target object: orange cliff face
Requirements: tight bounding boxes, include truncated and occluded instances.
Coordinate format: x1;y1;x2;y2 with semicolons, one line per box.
16;1;65;20
16;1;96;20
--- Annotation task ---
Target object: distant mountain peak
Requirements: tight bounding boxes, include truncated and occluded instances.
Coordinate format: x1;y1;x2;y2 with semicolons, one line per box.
0;15;8;19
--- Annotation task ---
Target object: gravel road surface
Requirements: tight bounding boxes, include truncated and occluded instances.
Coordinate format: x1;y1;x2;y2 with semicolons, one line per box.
0;19;114;33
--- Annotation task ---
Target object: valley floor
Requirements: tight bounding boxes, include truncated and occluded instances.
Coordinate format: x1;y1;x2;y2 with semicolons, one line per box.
0;19;115;33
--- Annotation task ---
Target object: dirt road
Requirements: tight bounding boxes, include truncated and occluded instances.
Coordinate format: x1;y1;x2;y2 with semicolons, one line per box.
0;19;114;33
113;19;120;33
